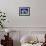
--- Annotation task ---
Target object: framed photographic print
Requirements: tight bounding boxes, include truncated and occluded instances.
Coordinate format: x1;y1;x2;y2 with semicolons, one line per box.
19;7;30;16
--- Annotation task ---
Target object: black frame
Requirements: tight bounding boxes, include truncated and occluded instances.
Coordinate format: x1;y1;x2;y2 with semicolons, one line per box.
19;7;30;16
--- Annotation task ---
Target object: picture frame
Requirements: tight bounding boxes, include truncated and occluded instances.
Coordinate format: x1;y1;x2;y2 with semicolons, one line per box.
19;7;30;16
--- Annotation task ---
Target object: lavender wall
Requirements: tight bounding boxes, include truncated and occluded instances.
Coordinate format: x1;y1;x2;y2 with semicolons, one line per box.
0;0;46;27
0;29;46;46
0;0;46;46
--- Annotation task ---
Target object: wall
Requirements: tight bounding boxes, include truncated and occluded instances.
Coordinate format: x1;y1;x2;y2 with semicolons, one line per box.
0;0;46;46
0;0;46;27
0;30;46;46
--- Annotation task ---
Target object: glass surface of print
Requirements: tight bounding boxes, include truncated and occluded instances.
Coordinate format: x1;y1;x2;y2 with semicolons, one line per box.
19;7;30;16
